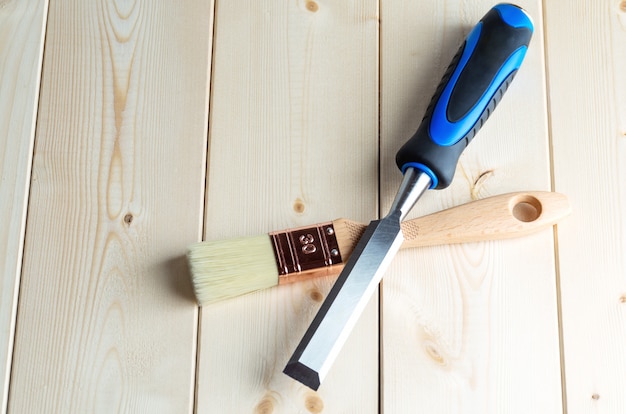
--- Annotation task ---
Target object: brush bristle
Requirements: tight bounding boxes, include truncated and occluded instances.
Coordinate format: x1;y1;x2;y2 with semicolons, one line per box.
187;235;279;305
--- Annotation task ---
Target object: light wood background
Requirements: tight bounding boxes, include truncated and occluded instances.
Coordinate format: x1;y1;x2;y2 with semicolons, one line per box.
0;0;624;413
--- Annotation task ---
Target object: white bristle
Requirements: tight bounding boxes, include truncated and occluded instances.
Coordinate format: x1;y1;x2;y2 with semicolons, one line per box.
187;235;279;305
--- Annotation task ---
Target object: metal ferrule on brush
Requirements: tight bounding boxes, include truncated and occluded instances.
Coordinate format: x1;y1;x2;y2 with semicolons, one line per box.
270;222;344;284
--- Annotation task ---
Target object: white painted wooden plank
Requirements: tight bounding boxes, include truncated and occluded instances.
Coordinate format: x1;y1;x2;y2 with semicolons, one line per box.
0;1;48;411
380;1;562;412
545;0;626;412
8;1;213;412
197;0;380;411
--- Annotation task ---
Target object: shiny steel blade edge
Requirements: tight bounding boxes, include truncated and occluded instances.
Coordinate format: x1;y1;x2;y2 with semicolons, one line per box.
283;215;403;389
284;168;431;390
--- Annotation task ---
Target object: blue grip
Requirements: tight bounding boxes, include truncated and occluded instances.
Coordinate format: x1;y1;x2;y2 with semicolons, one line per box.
494;3;534;29
395;4;533;189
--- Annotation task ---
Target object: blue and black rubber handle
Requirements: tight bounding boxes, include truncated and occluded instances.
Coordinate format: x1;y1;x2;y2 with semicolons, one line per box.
395;3;533;189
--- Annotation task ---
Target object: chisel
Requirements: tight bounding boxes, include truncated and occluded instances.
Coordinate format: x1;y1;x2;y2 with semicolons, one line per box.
283;3;534;390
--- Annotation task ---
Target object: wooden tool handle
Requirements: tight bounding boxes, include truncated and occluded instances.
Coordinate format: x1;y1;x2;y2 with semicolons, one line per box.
400;191;570;248
333;191;570;258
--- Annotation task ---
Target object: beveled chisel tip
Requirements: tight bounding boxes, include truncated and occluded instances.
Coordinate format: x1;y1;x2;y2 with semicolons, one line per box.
283;361;321;391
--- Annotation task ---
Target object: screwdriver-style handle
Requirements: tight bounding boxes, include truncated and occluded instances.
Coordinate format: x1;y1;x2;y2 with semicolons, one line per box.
395;3;533;189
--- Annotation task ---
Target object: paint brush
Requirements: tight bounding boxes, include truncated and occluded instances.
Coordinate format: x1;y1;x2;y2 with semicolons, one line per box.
187;191;569;305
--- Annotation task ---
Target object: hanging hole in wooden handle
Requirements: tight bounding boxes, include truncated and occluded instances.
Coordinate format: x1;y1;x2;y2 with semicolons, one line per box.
510;194;542;222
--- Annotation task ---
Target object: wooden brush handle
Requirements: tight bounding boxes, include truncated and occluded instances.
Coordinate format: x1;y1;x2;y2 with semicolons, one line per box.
333;191;570;259
399;191;570;247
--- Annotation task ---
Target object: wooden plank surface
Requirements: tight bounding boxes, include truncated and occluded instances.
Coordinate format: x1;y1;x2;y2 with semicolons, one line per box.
196;0;380;411
0;1;48;411
2;0;625;412
8;0;213;412
379;1;562;412
545;0;626;412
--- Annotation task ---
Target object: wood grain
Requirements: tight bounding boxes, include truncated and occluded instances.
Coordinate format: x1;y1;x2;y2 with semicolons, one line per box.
0;0;48;411
197;0;380;411
545;0;626;411
379;1;563;412
4;0;625;410
8;0;213;412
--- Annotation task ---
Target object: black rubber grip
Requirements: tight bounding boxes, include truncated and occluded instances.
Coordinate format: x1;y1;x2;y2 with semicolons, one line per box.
395;4;533;189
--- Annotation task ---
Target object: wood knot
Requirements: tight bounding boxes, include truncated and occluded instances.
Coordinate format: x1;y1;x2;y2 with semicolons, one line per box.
305;392;324;413
293;199;305;213
255;394;276;414
309;289;323;302
620;1;626;12
424;341;447;366
591;393;600;400
619;294;626;304
306;1;319;12
123;213;134;225
470;169;494;200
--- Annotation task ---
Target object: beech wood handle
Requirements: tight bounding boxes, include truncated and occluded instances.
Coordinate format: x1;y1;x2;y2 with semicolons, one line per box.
400;191;570;248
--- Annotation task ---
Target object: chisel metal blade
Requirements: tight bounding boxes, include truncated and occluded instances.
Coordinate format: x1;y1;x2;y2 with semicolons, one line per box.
284;168;432;390
283;213;404;390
